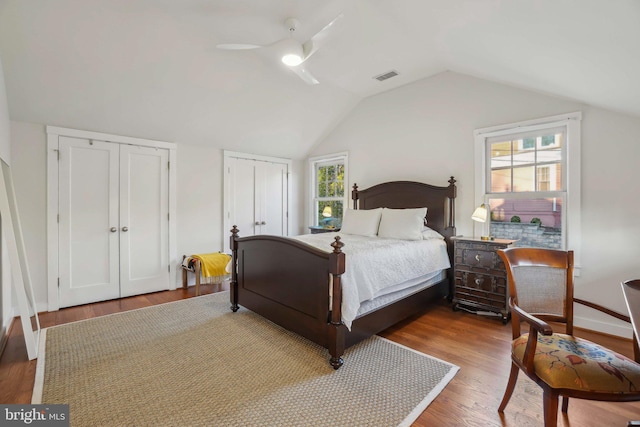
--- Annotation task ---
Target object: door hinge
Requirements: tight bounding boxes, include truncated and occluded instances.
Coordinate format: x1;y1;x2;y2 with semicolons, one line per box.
57;278;60;288
54;149;60;161
167;213;170;221
168;265;170;273
167;161;170;170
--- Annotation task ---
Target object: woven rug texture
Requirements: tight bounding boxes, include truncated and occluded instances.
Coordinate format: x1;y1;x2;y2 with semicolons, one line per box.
33;291;458;427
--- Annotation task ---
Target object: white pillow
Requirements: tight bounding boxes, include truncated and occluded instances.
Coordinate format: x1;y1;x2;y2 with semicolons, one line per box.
339;208;383;237
378;207;428;241
421;226;444;240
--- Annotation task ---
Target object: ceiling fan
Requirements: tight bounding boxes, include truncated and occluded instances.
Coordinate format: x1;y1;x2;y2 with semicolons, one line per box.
216;14;344;85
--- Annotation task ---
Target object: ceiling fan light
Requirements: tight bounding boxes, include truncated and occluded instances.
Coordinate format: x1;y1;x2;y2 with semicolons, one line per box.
279;37;304;66
282;53;303;66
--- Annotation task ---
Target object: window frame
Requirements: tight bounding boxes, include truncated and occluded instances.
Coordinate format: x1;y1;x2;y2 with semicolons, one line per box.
308;152;349;228
474;112;582;274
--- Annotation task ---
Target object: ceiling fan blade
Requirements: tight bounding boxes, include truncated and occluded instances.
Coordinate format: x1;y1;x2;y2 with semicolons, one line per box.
301;13;344;60
289;65;319;85
216;43;263;50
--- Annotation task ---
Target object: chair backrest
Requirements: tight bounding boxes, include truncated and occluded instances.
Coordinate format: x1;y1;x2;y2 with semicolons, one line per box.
498;247;574;335
622;280;640;357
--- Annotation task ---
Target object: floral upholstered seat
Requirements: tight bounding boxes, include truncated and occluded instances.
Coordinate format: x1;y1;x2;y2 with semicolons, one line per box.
513;333;640;393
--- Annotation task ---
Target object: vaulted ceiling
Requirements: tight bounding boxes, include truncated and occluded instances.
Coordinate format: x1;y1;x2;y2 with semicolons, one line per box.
1;0;639;159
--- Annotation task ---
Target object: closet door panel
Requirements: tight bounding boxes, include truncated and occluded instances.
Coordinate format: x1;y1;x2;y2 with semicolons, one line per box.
261;162;287;236
58;137;120;308
119;145;170;297
229;158;258;237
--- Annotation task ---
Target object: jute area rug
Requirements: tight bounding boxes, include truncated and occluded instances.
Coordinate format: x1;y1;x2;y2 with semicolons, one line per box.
33;291;458;427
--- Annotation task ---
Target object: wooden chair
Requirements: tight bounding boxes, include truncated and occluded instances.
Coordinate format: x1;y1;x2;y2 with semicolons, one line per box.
497;247;640;427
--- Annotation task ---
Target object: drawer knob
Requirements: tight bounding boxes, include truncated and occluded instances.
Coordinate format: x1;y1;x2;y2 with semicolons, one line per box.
475;277;484;286
475;254;482;262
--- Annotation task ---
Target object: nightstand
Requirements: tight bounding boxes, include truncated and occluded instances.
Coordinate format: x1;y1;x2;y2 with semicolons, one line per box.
451;237;516;323
308;226;340;234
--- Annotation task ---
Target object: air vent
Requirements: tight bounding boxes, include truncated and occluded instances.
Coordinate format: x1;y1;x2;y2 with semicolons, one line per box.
373;70;399;81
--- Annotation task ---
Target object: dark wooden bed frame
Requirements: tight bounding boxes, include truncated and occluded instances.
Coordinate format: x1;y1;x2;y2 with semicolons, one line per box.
229;177;457;369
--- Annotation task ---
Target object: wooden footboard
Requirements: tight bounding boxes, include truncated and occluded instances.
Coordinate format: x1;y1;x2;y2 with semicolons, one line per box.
229;226;347;368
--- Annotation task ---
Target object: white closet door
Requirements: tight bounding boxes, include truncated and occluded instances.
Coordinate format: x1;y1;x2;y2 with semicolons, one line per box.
259;162;287;236
228;157;258;238
58;137;120;308
119;144;170;297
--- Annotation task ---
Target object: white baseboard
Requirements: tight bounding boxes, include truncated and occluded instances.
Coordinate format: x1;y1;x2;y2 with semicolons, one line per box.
574;315;633;339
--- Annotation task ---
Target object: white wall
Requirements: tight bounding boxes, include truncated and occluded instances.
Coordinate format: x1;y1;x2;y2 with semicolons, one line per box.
175;143;226;259
308;71;640;337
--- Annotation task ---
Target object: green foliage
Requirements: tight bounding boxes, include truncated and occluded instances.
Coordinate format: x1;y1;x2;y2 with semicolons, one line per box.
510;215;521;223
316;164;345;198
530;217;542;226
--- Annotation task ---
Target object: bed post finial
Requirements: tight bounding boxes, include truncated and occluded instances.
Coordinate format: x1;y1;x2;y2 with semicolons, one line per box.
448;176;456;186
331;236;344;254
352;183;359;209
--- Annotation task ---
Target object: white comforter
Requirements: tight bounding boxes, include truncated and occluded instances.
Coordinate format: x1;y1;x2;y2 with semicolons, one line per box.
291;233;451;329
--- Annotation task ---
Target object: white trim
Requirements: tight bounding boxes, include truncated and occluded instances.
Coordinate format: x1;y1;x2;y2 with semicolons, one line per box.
474;112;582;274
46;126;176;150
474;111;582;137
46;126;177;311
168;148;177;290
46;132;59;311
224;150;292;165
308;152;349;228
223;150;293;252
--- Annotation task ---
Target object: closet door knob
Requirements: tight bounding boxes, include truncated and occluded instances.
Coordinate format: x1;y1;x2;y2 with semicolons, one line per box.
255;221;260;225
261;221;266;225
110;227;117;232
122;226;129;232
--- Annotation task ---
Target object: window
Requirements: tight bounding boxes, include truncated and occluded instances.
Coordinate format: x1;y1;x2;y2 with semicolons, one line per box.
309;153;348;229
475;113;581;265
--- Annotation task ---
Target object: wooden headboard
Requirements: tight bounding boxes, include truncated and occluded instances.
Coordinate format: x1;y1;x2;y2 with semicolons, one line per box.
351;177;457;240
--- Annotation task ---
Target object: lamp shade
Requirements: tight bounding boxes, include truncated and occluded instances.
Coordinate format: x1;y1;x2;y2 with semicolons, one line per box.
471;204;488;223
322;206;332;217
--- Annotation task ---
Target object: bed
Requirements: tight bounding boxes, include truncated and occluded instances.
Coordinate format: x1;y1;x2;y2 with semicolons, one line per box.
229;178;457;369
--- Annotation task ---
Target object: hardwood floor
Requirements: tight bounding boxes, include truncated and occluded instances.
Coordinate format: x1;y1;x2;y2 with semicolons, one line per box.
2;285;639;426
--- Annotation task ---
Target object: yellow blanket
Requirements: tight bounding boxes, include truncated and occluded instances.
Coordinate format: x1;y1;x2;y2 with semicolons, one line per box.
192;253;231;278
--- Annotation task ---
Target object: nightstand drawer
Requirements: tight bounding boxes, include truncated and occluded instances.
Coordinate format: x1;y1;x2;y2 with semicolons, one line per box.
461;249;496;269
454;271;506;294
